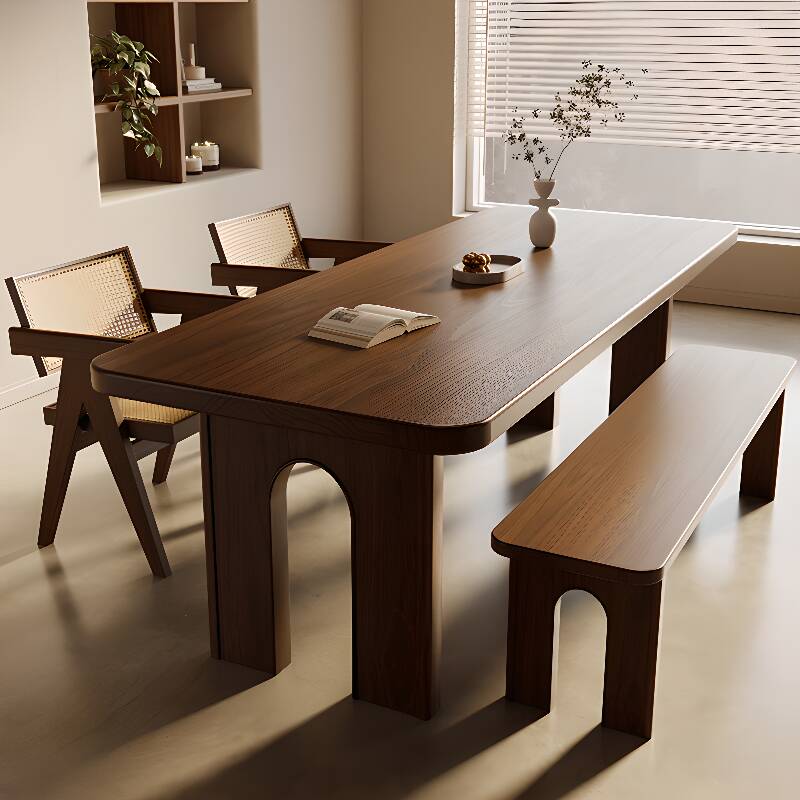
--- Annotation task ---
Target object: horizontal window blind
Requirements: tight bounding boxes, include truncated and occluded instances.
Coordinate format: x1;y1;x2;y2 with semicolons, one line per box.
468;0;800;153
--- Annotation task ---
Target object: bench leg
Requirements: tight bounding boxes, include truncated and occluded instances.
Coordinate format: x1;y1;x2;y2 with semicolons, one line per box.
601;579;663;739
740;391;784;502
506;560;561;711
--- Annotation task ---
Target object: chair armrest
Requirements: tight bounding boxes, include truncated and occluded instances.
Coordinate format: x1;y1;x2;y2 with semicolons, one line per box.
9;327;129;361
301;238;392;264
210;263;320;293
141;288;243;322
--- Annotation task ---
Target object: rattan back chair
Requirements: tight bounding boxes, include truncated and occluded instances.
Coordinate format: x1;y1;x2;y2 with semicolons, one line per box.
7;247;241;577
209;202;392;296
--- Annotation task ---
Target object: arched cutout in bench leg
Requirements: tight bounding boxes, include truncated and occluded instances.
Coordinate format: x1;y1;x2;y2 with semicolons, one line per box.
506;560;663;739
200;413;443;720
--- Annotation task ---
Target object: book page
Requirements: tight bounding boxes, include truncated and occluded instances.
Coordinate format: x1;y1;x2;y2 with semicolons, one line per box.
310;307;404;346
354;304;438;330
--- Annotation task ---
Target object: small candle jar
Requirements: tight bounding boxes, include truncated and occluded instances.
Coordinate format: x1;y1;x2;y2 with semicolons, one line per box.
185;154;203;175
191;141;220;171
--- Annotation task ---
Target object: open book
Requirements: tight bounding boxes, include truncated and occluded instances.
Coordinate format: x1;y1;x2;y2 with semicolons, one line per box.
308;304;440;349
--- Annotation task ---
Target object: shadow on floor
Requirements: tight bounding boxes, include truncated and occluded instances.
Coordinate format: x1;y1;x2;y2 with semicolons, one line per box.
513;725;646;800
511;725;644;800
163;698;543;800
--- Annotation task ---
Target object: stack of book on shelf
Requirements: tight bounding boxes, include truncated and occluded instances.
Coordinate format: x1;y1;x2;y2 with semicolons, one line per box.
183;77;222;94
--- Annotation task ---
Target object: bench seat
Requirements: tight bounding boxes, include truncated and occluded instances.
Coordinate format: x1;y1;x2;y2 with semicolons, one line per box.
491;345;794;738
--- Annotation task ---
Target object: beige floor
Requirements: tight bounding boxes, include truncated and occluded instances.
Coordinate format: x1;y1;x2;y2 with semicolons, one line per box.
1;302;799;800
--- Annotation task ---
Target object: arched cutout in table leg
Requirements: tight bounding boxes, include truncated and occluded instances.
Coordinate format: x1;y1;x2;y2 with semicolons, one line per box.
201;413;443;720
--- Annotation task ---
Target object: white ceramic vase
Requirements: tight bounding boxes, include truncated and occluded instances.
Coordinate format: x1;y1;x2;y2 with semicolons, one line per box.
529;179;559;249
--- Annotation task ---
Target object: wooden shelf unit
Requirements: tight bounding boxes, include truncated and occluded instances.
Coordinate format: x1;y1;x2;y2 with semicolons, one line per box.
89;1;257;194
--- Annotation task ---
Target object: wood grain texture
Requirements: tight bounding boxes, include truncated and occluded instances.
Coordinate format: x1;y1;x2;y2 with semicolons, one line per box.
609;299;672;413
123;104;183;183
210;263;319;294
740;391;785;501
492;346;795;584
37;361;86;547
506;560;663;739
301;238;392;265
116;3;183;183
115;3;179;95
202;415;443;719
92;208;737;454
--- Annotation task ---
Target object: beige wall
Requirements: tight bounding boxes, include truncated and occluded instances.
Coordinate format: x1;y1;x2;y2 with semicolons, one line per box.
678;238;800;314
361;0;458;242
0;0;363;395
360;0;800;314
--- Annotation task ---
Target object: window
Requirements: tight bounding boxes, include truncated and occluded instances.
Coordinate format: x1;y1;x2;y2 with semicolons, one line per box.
466;1;800;230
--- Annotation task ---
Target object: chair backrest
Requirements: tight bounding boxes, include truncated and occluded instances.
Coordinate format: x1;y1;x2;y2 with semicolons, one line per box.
6;247;154;376
208;203;309;298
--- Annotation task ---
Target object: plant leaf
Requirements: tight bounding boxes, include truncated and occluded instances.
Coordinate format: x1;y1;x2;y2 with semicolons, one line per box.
144;143;155;157
144;80;159;96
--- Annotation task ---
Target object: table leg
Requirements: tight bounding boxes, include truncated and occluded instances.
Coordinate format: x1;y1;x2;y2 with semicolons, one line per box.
609;299;672;413
514;392;560;432
201;415;291;675
201;414;443;720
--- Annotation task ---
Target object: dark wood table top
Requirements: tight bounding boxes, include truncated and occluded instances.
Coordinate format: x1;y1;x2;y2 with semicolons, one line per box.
92;206;737;453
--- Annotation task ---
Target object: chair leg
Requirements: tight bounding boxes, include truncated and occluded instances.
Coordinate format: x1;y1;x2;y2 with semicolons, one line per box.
38;390;84;548
152;443;177;485
601;579;663;739
85;393;171;578
506;560;562;712
740;391;784;501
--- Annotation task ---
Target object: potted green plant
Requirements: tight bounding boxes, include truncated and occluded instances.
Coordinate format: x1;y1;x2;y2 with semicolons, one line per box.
91;31;163;165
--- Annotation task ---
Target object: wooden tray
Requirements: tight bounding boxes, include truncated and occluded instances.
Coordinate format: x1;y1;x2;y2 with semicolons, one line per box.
452;255;522;285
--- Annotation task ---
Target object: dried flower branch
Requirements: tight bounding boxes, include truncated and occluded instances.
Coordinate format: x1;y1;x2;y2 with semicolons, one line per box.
503;60;647;181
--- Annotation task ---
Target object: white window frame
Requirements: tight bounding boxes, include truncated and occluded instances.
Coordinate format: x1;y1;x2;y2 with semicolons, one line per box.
462;2;800;238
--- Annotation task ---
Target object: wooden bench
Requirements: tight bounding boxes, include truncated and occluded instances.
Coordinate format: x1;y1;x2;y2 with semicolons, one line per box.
491;345;794;739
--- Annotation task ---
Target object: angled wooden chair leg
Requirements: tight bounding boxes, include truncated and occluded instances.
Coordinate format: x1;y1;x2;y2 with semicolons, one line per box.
38;367;86;548
506;560;562;712
601;580;663;739
85;394;171;578
152;443;177;485
740;391;784;501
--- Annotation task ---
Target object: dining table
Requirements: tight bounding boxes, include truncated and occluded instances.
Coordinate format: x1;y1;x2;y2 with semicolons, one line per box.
91;205;737;720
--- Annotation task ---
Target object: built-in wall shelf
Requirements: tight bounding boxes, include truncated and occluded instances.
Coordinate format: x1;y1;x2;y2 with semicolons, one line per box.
94;88;252;114
88;1;258;200
182;87;253;105
94;95;180;114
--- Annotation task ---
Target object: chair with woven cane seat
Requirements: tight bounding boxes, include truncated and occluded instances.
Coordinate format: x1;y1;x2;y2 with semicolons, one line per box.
208;202;392;297
6;247;241;578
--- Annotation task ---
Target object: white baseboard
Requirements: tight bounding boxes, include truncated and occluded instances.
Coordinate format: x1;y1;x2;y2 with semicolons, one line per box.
677;286;800;315
0;373;59;411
